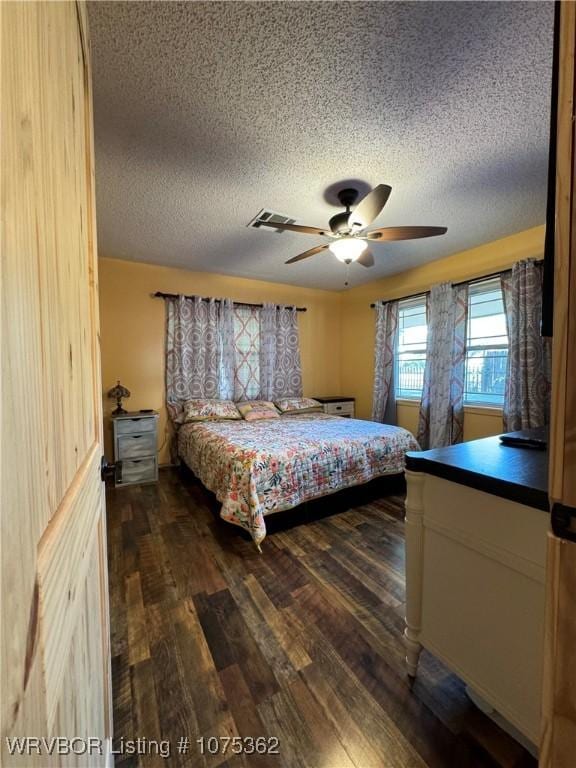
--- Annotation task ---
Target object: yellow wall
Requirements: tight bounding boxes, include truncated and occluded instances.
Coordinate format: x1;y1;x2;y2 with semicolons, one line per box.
340;225;545;435
99;257;342;463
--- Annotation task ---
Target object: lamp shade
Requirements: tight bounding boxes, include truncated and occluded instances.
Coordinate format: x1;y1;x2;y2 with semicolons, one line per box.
108;381;130;400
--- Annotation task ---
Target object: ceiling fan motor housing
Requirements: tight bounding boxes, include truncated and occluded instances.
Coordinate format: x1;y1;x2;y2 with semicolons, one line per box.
329;211;352;235
330;188;360;234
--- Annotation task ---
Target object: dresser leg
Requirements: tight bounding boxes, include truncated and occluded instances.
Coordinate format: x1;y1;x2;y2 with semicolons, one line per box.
404;627;422;678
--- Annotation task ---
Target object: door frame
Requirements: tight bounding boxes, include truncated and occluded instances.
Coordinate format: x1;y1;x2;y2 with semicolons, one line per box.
540;2;576;765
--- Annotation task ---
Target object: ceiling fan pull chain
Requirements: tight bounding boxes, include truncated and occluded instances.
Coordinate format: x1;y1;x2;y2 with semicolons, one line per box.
344;262;350;288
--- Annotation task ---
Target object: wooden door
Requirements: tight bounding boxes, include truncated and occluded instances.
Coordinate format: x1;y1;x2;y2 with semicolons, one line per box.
540;2;576;766
1;3;112;765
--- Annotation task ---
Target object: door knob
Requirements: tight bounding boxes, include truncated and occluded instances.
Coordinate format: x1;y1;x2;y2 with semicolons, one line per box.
100;456;122;484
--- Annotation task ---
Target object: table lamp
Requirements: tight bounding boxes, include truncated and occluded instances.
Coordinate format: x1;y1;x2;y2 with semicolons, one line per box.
108;380;131;415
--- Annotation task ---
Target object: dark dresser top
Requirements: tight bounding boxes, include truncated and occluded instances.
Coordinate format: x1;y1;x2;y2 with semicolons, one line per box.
112;410;159;419
313;396;355;403
405;436;549;512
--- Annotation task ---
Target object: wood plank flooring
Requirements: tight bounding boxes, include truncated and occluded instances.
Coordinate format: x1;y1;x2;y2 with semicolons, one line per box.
106;469;538;768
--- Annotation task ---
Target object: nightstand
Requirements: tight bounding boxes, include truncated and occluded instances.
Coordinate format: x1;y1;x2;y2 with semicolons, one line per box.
313;396;355;418
112;411;159;487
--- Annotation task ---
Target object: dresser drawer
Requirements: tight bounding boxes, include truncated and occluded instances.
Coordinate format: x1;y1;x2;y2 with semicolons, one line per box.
324;401;355;417
115;416;157;435
119;457;157;485
117;432;157;459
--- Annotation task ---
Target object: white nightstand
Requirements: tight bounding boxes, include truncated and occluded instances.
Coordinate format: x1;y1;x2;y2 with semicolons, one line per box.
112;411;159;487
313;397;355;418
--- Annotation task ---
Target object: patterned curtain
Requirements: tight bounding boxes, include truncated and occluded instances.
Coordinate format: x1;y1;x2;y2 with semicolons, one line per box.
417;283;468;449
165;297;303;413
501;260;551;431
260;304;303;400
165;296;235;416
371;300;398;423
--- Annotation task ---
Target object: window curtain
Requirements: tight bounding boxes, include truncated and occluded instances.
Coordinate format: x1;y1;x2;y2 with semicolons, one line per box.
417;282;468;449
260;304;303;400
501;260;551;431
371;300;398;423
165;296;235;417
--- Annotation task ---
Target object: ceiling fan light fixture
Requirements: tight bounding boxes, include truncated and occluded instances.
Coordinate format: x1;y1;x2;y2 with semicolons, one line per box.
328;237;367;263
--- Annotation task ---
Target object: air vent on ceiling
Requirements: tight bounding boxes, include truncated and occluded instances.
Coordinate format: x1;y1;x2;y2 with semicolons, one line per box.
247;208;296;232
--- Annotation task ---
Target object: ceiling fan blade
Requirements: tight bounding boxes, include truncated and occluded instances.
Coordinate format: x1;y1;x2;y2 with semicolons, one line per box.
366;226;447;241
348;184;392;231
357;249;375;268
258;220;331;237
285;244;329;264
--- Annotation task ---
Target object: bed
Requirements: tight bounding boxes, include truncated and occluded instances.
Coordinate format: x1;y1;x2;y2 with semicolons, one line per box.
178;412;419;547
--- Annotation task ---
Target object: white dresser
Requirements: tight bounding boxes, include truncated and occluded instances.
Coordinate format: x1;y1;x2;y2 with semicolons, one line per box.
313;396;355;418
404;437;548;752
112;411;159;487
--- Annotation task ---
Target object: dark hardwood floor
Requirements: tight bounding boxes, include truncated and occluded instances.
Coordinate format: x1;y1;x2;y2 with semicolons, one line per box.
106;469;537;768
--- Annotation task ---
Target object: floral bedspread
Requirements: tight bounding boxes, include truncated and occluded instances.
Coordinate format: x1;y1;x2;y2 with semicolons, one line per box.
178;414;419;546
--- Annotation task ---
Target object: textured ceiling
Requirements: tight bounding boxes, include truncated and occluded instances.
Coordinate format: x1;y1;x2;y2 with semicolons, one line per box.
88;1;553;291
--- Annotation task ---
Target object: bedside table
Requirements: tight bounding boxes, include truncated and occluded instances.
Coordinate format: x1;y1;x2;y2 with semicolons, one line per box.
313;396;355;418
112;411;159;487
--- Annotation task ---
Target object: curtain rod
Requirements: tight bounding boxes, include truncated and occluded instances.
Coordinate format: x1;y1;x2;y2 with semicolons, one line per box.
153;291;307;312
369;268;516;308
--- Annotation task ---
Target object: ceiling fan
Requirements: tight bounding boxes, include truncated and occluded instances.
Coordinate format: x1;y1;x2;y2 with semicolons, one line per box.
257;185;447;268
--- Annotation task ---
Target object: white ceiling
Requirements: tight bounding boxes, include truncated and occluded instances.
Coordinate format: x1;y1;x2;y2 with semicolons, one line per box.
88;1;553;291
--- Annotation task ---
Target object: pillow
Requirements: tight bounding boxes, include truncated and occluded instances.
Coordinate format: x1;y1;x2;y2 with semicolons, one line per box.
280;407;324;416
236;401;280;421
167;401;185;425
274;397;323;415
182;399;241;423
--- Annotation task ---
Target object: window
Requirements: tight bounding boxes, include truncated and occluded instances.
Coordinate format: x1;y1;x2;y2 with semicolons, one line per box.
464;278;508;406
394;278;509;406
232;305;261;400
396;296;428;399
